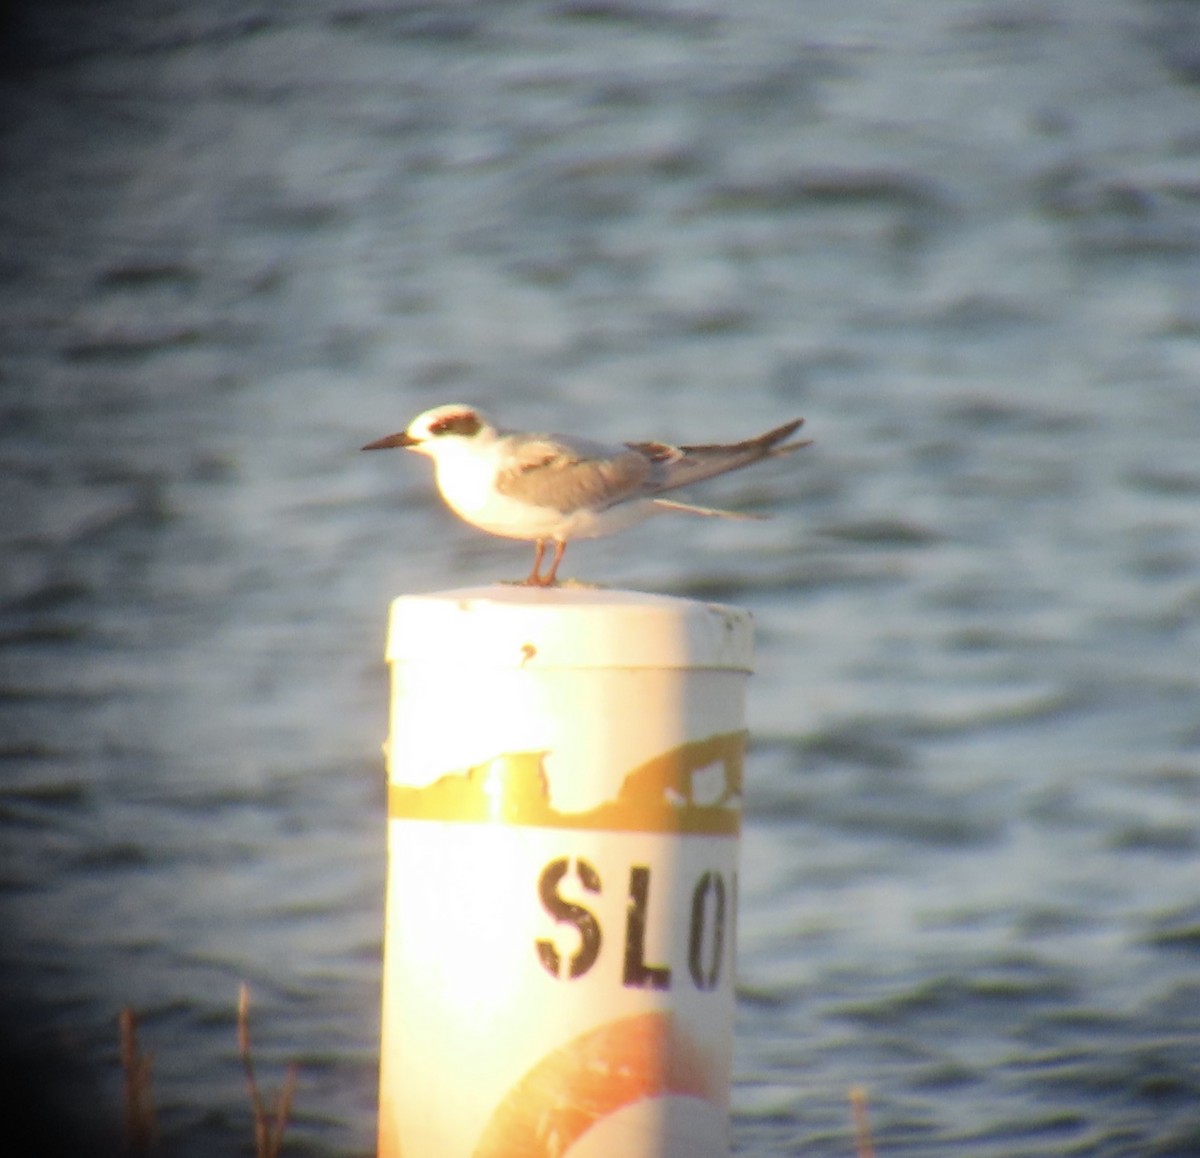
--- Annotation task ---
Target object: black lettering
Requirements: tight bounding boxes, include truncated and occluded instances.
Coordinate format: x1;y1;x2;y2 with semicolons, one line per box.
535;857;602;979
688;871;726;990
623;866;671;990
730;870;738;973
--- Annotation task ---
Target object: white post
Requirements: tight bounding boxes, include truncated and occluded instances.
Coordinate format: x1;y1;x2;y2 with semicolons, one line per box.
377;585;753;1158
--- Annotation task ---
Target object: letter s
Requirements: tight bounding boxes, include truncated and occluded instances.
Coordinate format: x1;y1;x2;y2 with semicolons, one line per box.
535;857;602;980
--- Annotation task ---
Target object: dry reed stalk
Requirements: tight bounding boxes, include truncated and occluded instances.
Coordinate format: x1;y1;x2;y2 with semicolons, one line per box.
237;983;298;1158
850;1085;875;1158
118;1006;159;1153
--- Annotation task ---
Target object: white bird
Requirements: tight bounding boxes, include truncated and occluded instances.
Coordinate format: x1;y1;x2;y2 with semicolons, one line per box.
362;404;810;586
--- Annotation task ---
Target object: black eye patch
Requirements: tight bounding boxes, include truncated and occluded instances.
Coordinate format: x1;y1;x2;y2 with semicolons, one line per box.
429;412;481;437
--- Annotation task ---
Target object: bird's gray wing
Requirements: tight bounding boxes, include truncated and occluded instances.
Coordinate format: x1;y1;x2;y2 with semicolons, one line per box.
494;435;654;513
629;418;809;495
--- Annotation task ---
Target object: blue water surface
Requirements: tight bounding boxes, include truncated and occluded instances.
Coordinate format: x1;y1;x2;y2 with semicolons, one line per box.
2;2;1199;1154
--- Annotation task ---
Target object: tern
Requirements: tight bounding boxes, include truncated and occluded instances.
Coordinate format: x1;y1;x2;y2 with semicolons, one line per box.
362;404;810;586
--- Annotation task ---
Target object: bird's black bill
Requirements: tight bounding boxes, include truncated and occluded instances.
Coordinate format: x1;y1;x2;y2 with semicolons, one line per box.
362;432;419;450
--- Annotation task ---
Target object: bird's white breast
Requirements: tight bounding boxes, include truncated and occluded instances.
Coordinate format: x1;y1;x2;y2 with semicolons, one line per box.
430;442;653;542
430;444;556;540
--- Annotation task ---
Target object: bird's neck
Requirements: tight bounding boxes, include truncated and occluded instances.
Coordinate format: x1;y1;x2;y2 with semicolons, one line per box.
431;442;500;518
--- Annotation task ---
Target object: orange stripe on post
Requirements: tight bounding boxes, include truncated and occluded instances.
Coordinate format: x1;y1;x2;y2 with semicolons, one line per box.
387;731;746;835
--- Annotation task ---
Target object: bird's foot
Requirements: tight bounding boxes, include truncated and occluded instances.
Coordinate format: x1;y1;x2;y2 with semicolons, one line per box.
498;575;559;587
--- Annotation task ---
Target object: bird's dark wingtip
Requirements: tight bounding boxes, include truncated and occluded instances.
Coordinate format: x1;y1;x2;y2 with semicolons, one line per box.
762;418;809;450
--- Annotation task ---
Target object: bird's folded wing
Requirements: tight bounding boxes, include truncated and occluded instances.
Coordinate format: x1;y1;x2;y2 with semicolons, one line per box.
495;439;653;513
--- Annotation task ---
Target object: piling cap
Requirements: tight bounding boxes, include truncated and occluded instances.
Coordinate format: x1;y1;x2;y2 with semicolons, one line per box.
386;586;753;671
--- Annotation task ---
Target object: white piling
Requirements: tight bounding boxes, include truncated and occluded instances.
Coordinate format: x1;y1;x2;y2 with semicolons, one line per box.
377;585;753;1158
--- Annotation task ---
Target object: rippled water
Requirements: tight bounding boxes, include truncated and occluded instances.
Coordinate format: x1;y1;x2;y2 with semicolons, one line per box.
3;1;1200;1154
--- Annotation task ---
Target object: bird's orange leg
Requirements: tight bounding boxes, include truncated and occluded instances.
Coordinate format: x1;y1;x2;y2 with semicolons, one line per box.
523;539;547;586
541;540;567;586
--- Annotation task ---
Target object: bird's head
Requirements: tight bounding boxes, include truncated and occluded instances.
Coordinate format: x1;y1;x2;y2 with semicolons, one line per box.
362;404;494;458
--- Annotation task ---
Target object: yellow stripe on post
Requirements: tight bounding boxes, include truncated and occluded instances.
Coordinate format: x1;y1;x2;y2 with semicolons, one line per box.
377;586;753;1158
